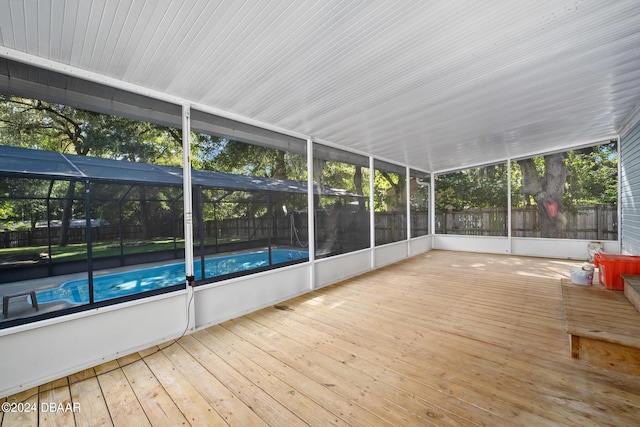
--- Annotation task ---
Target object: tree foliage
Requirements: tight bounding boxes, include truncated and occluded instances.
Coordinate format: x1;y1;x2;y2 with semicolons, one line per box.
435;163;508;212
374;169;405;212
564;142;617;207
192;133;306;180
511;142;617;209
0;95;180;161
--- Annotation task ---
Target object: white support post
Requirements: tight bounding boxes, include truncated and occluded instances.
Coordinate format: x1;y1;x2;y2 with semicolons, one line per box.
406;166;411;256
617;135;622;254
430;174;436;237
370;157;376;268
182;104;196;332
507;158;512;253
307;138;316;289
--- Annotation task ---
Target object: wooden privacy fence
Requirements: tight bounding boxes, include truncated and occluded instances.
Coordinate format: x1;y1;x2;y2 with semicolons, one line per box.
374;211;407;244
0;226;131;249
0;223;184;249
0;204;618;249
435;204;617;240
436;209;507;236
0;216;301;250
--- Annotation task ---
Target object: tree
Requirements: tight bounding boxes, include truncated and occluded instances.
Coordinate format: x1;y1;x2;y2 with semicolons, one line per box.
1;97;97;245
0;96;182;245
0;177;49;230
193;136;305;180
374;170;405;212
564;142;618;207
192;134;311;228
516;142;617;238
517;153;568;238
435;164;508;211
354;166;366;209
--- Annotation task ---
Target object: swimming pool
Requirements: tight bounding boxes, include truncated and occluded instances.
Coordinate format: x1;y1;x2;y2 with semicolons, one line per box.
36;249;308;304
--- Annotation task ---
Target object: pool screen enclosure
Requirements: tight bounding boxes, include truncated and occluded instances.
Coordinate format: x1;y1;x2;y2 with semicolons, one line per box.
0;144;363;325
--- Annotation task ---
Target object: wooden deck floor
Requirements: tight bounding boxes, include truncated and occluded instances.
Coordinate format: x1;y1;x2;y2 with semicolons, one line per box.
3;250;640;426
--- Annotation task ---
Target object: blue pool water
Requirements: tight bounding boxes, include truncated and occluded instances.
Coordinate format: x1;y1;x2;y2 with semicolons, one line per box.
36;249;307;304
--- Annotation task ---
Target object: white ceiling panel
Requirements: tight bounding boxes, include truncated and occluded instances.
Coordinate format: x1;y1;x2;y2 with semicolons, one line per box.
1;0;639;172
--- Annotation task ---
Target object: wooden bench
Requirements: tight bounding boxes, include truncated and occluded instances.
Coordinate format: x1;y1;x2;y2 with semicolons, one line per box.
561;278;640;375
2;291;39;319
623;274;640;313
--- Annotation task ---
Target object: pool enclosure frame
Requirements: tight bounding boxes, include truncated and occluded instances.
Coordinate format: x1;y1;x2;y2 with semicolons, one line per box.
0;143;374;322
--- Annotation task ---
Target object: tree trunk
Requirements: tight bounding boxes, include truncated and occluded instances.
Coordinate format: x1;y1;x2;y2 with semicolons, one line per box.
354;166;365;209
138;186;151;239
272;150;287;179
518;152;567;238
58;181;76;247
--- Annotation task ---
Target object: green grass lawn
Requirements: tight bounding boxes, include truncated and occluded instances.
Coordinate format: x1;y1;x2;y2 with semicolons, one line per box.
0;237;245;263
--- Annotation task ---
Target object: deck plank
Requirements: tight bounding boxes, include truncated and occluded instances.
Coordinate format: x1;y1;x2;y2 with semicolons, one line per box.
38;386;76;427
97;368;150;427
69;377;113;427
142;351;228;426
248;309;498;426
229;315;437;426
3;250;640;426
2;388;38;427
120;359;189;426
68;368;96;385
160;341;268;426
256;306;518;426
198;325;364;425
178;334;309;427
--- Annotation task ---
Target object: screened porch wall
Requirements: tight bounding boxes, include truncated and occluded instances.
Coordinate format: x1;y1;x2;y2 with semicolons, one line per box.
621;117;640;255
0;55;627;398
